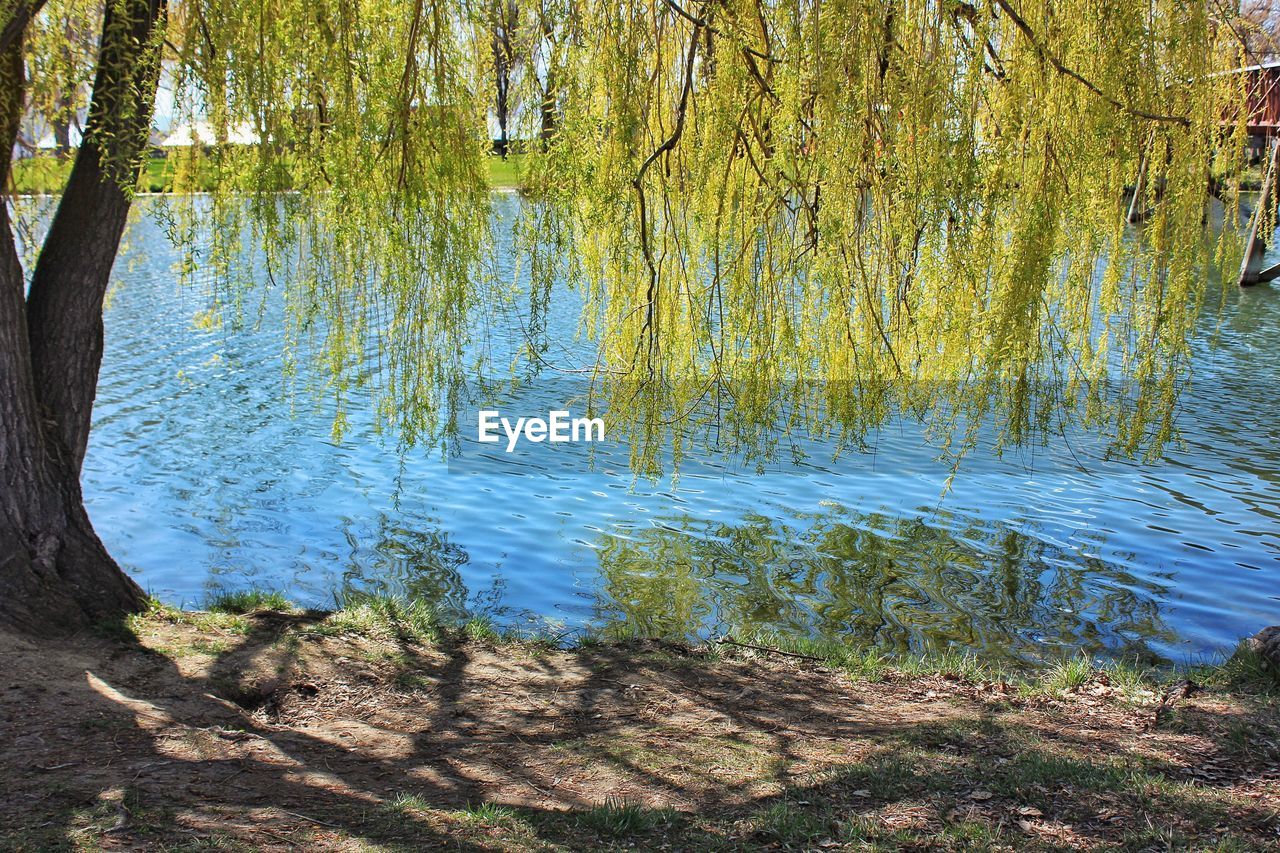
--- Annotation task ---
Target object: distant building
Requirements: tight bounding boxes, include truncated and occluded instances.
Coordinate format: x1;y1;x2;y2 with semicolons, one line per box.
160;121;260;148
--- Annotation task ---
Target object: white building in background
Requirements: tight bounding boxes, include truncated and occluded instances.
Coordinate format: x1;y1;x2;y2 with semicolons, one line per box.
12;107;88;158
35;123;83;150
160;120;260;148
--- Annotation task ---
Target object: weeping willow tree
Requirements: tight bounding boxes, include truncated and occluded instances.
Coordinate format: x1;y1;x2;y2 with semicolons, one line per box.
0;0;1261;633
521;0;1254;475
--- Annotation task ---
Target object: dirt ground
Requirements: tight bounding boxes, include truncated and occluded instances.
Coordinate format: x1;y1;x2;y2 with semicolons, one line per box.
1;610;1277;851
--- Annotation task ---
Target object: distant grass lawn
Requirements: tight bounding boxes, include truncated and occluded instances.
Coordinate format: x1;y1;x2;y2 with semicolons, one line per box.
11;152;524;194
488;154;522;189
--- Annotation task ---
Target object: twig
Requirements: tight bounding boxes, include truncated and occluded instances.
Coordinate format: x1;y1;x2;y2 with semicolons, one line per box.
103;802;131;834
278;809;342;828
716;636;823;661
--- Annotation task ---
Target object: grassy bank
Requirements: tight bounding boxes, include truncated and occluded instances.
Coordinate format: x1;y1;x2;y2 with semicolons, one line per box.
10;153;525;194
0;592;1276;851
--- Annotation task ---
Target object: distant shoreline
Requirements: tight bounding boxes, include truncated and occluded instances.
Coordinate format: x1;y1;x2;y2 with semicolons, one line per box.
9;153;525;194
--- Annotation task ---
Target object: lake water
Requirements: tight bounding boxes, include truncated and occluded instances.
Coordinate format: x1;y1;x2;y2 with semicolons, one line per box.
79;197;1280;666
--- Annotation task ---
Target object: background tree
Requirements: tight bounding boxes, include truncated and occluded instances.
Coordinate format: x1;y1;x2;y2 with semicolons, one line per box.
526;0;575;147
1235;0;1278;62
0;0;1260;634
24;0;100;155
486;0;519;157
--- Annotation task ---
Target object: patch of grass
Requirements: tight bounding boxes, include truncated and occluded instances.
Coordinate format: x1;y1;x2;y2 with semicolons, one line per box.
289;591;569;650
508;635;561;655
462;615;501;643
1220;717;1257;752
1194;642;1280;694
988;748;1242;829
384;792;433;814
457;802;518;824
361;647;415;670
93;613;143;644
165;836;260;851
822;750;938;800
931;816;1004;848
493;619;569;652
372;795;542;844
1096;657;1159;699
896;717;999;752
188;637;232;656
308;591;442;645
1041;653;1095;695
11;154;214;194
896;647;1000;682
558;732;778;787
722;629;1019;685
393;670;434;691
718;632;1273;705
574;629;607;650
576;797;671;838
752;799;829;845
206;589;294;614
63;787;171;846
127;596;251;635
722;629;890;678
487;154;524;188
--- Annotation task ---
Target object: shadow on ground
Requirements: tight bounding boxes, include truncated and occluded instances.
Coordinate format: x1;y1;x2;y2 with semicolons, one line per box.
1;610;1277;850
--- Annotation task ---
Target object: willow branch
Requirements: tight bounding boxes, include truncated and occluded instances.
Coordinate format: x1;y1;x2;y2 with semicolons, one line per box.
994;0;1191;127
632;4;704;369
0;0;48;55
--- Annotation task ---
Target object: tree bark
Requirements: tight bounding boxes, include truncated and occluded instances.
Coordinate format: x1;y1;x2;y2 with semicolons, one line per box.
27;0;166;473
52;94;72;156
0;0;165;635
490;0;516;158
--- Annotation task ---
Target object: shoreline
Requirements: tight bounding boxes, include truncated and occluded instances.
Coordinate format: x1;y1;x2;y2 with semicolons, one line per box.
125;590;1280;679
8;154;525;196
2;595;1276;850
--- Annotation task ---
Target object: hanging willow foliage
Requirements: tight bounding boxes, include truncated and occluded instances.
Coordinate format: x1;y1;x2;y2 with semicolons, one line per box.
13;0;1260;475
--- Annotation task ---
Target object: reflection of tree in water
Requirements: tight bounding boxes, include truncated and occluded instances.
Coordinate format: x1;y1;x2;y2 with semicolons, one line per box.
593;506;1177;666
336;512;472;620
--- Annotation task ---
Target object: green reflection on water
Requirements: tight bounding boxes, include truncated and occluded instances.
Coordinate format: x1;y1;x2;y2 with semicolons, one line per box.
591;506;1176;666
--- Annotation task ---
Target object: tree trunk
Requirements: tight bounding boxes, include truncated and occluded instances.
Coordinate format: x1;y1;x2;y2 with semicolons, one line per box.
27;0;166;473
538;13;557;151
494;71;510;158
0;0;165;635
490;0;515;158
52;104;71;156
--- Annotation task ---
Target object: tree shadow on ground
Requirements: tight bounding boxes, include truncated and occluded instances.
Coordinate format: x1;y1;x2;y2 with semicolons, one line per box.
0;611;1276;850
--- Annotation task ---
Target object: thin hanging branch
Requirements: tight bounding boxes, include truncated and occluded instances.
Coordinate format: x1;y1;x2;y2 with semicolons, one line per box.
0;0;48;54
632;2;705;370
993;0;1191;127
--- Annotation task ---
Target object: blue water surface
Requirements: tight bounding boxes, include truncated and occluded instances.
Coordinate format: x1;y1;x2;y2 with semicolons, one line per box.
79;197;1280;666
